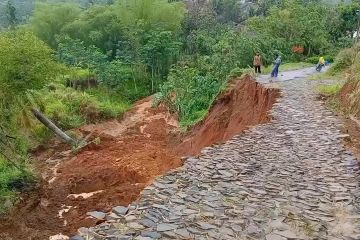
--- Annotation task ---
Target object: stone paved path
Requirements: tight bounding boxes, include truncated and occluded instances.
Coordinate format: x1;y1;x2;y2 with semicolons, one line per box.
78;68;360;240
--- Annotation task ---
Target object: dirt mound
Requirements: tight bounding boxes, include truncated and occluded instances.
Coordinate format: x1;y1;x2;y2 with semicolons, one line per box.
339;81;354;109
0;76;279;240
177;75;280;155
0;98;183;240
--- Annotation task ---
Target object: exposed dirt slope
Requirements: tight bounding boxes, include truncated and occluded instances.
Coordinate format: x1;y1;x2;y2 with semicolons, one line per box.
0;99;183;240
177;75;280;155
0;76;279;240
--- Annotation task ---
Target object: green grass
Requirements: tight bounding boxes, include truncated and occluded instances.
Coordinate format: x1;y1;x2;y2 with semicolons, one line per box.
262;62;313;74
0;157;34;215
309;71;345;81
318;83;343;95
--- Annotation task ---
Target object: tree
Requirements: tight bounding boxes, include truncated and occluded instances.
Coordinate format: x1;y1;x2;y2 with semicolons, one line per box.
5;1;17;29
62;4;126;58
113;0;185;32
141;31;181;91
29;2;81;48
247;0;330;57
56;35;107;70
337;2;360;38
0;31;63;102
0;31;66;147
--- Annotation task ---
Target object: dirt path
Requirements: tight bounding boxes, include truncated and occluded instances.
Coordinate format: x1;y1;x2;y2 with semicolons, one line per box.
78;68;360;240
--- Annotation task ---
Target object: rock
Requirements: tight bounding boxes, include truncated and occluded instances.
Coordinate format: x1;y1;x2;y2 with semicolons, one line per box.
125;215;137;222
117;236;132;240
273;230;301;239
141;231;162;239
70;235;84;240
246;224;261;235
202;212;215;218
265;234;287;240
138;219;156;228
153;204;169;211
269;219;289;231
107;213;121;221
197;222;217;230
162;231;178;239
135;237;152;240
219;227;234;236
174;228;191;239
157;223;178;232
113;206;129;216
49;234;69;240
86;211;106;220
77;227;90;235
230;224;243;232
127;222;145;230
182;209;198;215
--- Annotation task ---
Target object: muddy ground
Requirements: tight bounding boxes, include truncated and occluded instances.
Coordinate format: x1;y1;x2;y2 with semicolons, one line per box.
0;76;279;240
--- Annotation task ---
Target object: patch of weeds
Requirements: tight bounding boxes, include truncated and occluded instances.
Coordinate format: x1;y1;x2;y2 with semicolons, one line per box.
0;157;36;215
318;84;343;96
317;83;343;113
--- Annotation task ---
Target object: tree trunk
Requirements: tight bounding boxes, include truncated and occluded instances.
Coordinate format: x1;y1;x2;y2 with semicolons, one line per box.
31;108;76;145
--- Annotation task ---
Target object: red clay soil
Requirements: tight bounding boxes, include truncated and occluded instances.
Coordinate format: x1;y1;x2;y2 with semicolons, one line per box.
339;80;355;108
338;80;360;161
177;75;280;155
0;76;279;240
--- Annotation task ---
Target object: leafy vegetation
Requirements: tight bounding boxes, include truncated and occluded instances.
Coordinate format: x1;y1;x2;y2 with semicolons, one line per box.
0;0;360;214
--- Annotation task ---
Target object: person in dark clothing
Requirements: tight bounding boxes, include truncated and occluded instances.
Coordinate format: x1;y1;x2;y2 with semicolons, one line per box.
253;53;262;74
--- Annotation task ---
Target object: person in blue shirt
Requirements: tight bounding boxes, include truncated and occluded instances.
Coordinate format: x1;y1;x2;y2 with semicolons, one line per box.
271;55;282;78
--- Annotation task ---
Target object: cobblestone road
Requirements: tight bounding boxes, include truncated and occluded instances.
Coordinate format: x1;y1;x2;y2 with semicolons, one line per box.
77;68;360;240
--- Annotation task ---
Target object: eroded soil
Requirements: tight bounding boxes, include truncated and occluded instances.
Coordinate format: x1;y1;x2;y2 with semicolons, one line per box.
0;76;279;240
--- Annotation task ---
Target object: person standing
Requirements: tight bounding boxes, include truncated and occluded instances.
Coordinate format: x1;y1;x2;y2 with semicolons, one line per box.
271;55;282;78
253;53;262;74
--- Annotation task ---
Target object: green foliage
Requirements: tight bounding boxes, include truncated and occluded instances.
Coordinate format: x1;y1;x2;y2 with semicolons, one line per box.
306;55;334;64
97;60;133;89
29;2;81;48
5;1;18;29
329;48;356;75
161;66;223;128
28;85;129;133
0;156;34;215
247;1;330;59
141;31;182;89
318;83;343;95
0;31;64;104
113;0;185;32
57;36;107;69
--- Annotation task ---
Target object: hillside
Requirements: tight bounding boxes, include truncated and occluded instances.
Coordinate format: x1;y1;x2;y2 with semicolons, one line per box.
0;0;110;29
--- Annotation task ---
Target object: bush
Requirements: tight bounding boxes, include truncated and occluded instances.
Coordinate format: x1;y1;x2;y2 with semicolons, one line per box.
0;31;64;104
329;48;356;75
27;85;129;140
0;157;34;215
306;55;335;64
161;66;223;128
229;67;243;78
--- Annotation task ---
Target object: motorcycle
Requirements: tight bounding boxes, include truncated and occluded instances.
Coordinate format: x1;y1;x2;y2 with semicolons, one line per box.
316;63;324;72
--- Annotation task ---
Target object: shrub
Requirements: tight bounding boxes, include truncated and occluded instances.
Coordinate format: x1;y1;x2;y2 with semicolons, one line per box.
329;48;356;75
161;66;223;128
229;67;243;78
0;31;64;104
306;55;335;64
0;157;34;215
27;85;129;140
